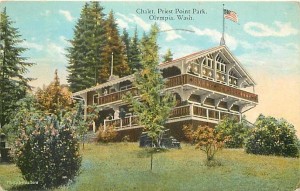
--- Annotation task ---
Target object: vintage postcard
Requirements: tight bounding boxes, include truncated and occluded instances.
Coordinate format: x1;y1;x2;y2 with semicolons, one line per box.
0;1;299;191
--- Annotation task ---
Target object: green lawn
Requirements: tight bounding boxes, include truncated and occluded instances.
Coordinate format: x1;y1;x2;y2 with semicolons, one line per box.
0;143;299;191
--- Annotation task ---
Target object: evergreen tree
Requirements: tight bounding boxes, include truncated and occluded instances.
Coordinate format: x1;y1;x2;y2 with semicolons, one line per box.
124;24;175;147
128;26;141;72
121;28;130;63
99;10;129;82
89;2;106;84
162;48;173;62
36;70;73;117
67;2;106;92
0;8;33;127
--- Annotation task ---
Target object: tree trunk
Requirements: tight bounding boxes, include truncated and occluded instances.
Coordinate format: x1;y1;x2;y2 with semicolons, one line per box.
150;151;153;171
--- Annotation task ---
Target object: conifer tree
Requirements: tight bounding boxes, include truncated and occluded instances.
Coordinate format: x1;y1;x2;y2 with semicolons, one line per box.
128;27;141;72
99;10;129;82
67;2;106;92
121;28;130;62
35;70;73;117
124;24;175;147
89;2;106;84
162;48;173;62
0;8;33;127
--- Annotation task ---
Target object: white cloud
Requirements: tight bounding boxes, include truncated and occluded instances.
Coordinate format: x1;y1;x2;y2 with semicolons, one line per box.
116;12;134;23
244;21;298;37
59;10;74;22
20;41;43;51
115;13;182;42
158;22;183;42
116;18;129;29
130;14;151;31
238;42;300;75
46;42;67;62
189;26;238;50
59;35;71;47
25;41;68;89
116;13;150;31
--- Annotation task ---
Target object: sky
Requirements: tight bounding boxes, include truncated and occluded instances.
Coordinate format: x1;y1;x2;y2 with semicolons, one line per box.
1;1;300;136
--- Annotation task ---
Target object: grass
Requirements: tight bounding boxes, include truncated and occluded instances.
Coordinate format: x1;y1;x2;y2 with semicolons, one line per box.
0;142;299;191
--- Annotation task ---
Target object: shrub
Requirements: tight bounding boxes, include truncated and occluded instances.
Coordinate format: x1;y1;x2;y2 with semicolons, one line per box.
182;124;196;144
245;114;299;157
215;116;250;148
15;115;81;188
183;125;228;161
2;95;42;145
96;125;117;143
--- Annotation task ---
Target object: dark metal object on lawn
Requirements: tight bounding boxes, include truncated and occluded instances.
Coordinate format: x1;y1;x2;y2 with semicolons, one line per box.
0;133;11;163
139;130;181;149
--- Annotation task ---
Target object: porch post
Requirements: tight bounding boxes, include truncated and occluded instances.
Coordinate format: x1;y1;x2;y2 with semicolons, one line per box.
190;103;194;116
206;109;209;120
93;121;96;132
104;119;107;131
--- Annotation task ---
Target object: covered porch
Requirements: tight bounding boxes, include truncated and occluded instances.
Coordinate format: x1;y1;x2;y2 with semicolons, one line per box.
104;103;241;131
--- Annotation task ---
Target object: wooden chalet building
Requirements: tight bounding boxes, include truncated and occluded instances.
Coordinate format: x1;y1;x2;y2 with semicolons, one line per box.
72;45;258;140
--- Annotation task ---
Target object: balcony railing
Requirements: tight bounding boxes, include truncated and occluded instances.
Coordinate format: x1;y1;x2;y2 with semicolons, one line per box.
98;88;138;105
104;115;139;130
166;74;258;102
97;74;258;106
170;104;240;121
104;104;240;131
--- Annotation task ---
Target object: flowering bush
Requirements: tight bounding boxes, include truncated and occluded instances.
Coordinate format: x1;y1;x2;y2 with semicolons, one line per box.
183;125;228;162
15;115;81;188
182;124;196;144
245;114;299;157
96;125;117;143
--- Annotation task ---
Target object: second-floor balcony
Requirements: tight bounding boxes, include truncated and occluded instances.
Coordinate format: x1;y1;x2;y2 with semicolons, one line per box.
96;74;258;106
97;88;138;105
166;74;258;102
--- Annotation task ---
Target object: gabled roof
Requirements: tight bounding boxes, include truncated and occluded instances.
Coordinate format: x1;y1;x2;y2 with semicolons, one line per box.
73;45;256;96
73;74;134;97
159;46;223;67
159;45;256;86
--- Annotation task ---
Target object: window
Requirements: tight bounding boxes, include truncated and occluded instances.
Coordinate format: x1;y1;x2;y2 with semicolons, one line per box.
216;62;226;73
221;65;226;72
207;58;213;68
93;94;99;104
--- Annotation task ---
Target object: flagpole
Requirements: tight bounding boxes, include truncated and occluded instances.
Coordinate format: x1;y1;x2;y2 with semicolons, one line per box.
222;4;225;40
111;52;114;76
220;4;225;45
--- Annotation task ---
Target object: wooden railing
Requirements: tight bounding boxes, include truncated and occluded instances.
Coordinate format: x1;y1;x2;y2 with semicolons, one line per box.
170;105;190;118
98;88;138;105
104;115;139;130
97;74;258;106
104;104;240;131
166;74;258;102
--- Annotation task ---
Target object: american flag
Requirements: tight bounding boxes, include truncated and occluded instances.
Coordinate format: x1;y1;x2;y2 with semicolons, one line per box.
224;9;238;23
